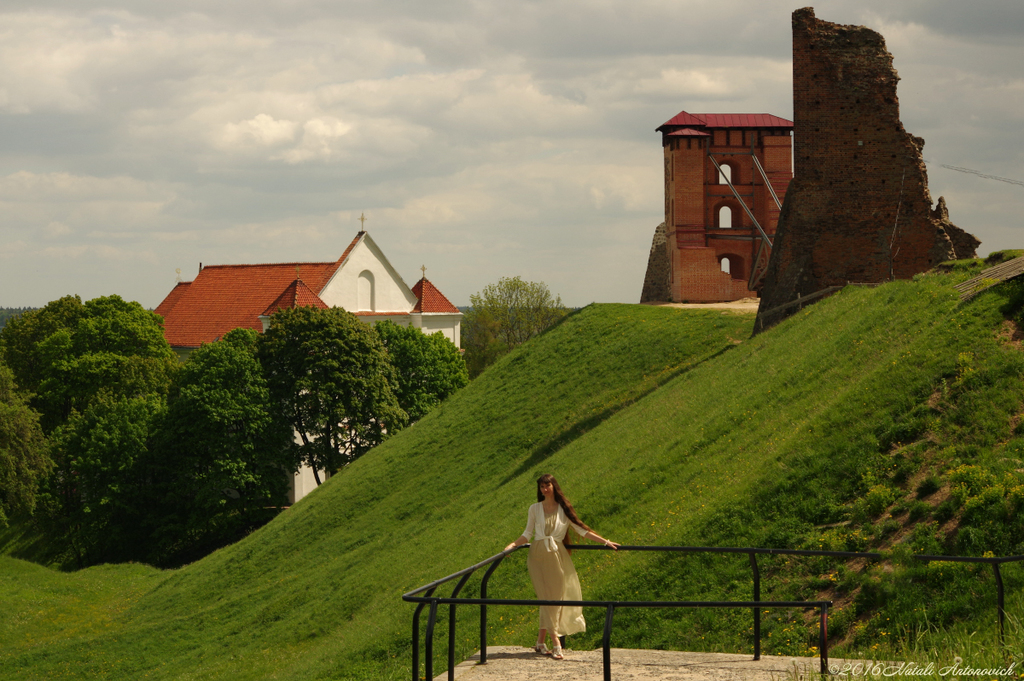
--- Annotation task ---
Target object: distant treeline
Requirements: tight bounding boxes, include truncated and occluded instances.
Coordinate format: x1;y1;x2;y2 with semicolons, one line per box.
0;308;34;330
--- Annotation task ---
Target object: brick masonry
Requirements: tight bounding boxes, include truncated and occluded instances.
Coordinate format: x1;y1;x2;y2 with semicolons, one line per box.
643;114;794;303
754;7;980;332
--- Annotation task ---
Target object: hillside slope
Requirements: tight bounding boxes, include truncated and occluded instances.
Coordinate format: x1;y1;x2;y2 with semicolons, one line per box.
1;304;752;680
3;271;1023;679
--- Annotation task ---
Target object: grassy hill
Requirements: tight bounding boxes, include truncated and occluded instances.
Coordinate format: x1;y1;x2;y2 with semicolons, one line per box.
2;269;1023;680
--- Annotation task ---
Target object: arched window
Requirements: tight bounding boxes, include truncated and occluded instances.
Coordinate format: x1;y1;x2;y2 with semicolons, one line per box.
718;255;745;280
358;270;375;311
718;163;732;185
718;205;732;229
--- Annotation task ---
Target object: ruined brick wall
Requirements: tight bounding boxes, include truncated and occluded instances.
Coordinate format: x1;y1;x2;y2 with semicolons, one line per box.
640;222;671;302
754;7;979;332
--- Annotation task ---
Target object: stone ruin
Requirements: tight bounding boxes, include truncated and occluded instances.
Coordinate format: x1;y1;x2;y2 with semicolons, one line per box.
640;222;670;303
753;7;979;332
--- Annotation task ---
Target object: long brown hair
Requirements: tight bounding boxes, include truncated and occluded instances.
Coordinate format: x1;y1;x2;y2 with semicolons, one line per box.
537;474;591;551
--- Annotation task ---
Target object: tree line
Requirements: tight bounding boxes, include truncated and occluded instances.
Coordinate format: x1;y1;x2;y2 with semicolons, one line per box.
0;276;566;569
0;307;35;330
0;296;467;568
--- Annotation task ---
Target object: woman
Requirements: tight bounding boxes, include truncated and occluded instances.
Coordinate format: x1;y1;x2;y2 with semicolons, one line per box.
504;474;619;660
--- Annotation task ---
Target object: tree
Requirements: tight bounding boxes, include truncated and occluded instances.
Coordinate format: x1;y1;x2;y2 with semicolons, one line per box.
29;295;177;432
374;320;468;422
462;276;569;377
0;295;84;396
259;306;406;483
45;394;165;567
155;328;294;564
0;361;50;527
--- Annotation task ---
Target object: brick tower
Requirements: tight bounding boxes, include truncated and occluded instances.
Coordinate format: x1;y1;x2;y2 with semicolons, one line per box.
657;112;794;302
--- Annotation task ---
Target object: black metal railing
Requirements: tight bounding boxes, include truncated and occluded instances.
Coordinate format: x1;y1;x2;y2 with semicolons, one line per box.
403;546;1023;681
913;554;1024;645
402;544;883;681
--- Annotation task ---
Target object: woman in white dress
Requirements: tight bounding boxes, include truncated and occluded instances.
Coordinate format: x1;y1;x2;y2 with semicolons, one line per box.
504;474;619;660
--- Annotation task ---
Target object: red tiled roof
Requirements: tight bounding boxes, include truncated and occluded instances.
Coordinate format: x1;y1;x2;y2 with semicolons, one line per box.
155;281;191;319
261;279;328;317
158;261;340;348
698;113;792;128
158;233;365;348
658;111;708;129
412;278;461;314
667;127;710;137
658;110;792;132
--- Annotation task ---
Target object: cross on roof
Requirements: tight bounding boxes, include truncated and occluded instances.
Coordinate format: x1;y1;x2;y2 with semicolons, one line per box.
358;212;367;230
420;265;427;279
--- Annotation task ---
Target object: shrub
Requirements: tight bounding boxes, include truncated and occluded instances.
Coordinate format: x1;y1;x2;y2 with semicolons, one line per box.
916;476;941;498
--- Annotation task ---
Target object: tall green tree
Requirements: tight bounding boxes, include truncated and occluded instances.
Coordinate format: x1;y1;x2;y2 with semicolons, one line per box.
0;295;84;396
0;362;50;527
45;394;165;567
31;295;177;432
155;329;294;564
374;320;468;422
259;306;407;483
462;276;569;377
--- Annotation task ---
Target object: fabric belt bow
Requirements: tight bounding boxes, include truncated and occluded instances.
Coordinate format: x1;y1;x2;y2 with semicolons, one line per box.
540;536;559;552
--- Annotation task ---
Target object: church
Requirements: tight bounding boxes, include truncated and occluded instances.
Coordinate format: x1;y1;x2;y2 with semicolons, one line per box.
155;229;463;502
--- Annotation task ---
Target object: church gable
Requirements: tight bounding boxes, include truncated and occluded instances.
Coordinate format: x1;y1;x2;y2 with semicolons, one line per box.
318;232;418;314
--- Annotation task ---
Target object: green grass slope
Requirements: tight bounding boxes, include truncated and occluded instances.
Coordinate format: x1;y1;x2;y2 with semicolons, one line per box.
1;304;752;680
4;270;1024;680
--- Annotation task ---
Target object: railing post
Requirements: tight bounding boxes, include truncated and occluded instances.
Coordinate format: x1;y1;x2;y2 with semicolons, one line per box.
819;602;830;675
478;554;507;665
993;563;1005;647
411;587;436;681
425;600;439;681
749;552;761;660
448;573;474;681
603;605;615;681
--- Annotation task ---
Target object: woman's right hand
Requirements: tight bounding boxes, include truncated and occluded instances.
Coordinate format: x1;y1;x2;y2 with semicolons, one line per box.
504;542;516;552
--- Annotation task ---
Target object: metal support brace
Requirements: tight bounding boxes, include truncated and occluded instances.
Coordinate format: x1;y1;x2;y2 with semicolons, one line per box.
448;573;474;681
603;605;616;681
820;603;830;675
425;600;440;681
411;587;436;681
752;154;783;211
707;154;773;247
993;563;1005;646
749;553;761;660
478;555;506;664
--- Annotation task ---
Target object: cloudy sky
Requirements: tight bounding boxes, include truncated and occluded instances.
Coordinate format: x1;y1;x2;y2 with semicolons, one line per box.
1;0;1021;309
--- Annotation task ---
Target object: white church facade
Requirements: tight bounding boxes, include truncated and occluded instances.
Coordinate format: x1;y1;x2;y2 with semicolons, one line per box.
155;230;463;503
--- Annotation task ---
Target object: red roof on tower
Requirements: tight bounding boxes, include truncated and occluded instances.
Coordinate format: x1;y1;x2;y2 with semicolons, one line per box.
657;111;793;133
412;278;460;313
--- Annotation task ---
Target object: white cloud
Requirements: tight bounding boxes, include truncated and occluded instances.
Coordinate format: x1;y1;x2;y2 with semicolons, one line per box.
0;2;1020;308
220;114;298;148
278;117;353;163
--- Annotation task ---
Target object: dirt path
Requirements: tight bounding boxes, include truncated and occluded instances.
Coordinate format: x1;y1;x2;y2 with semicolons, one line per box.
438;646;851;680
642;299;760;314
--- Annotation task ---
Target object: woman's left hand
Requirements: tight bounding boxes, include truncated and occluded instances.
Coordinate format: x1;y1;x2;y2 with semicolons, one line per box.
604;540;620;550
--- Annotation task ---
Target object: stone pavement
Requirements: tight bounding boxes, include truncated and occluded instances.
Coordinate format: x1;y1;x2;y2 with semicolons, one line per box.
436;646;842;680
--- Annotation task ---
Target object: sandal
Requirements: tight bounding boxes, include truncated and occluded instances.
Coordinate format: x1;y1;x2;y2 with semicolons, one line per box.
552;645;564;660
533;643;551;655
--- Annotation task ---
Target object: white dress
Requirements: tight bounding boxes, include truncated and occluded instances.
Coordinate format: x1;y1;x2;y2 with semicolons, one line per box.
520;502;588;636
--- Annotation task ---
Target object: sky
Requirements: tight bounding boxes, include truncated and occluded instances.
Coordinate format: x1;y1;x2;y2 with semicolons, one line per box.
1;1;1021;309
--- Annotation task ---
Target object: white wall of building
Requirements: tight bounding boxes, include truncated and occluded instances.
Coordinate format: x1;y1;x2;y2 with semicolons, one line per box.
412;313;461;347
319;234;418;314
